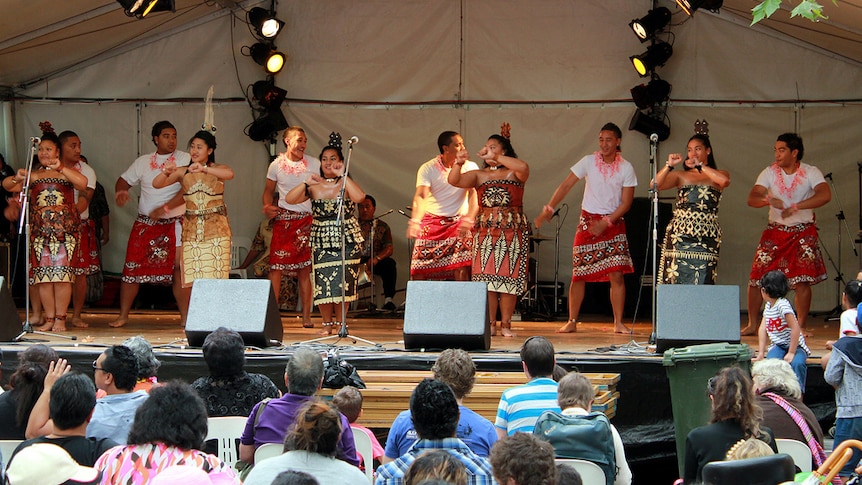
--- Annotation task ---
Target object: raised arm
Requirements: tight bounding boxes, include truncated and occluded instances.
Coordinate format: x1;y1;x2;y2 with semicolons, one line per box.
651;154;682;190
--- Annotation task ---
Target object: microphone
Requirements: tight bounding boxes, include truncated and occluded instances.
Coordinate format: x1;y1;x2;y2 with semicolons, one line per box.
374;209;394;220
552;208;561;218
649;133;659;143
347;136;359;145
30;136;41;145
824;172;833;180
397;209;411;218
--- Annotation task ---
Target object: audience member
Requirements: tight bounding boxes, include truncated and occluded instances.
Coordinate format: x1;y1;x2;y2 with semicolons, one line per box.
375;379;494;485
239;346;358;466
86;345;149;444
404;450;467;485
552;364;569;382
384;349;497;463
332;385;384;464
243;400;367;485
533;371;631;485
823;280;862;367
724;437;775;461
489;432;556;485
6;443;101;485
151;465;234;485
93;381;239;484
824;329;862;479
555;463;583;485
495;336;560;437
0;344;59;439
271;470;320;485
191;327;281;417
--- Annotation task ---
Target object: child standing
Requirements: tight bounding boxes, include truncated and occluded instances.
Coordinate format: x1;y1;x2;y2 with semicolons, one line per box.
824;280;862;360
754;270;810;390
824;319;862;479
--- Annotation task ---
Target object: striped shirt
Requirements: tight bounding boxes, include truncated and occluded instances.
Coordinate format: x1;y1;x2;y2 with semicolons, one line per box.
374;438;495;485
764;297;810;355
495;377;560;435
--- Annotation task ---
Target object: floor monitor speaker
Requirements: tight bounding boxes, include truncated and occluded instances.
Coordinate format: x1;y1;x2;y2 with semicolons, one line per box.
403;281;490;351
0;276;22;341
656;284;740;353
185;279;282;347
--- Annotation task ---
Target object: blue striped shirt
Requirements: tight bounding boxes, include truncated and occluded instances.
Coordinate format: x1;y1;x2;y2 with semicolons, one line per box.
495;377;560;435
374;438;496;485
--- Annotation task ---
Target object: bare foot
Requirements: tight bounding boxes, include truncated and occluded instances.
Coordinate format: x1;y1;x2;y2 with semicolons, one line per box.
557;321;578;333
614;323;628;334
36;317;54;332
53;316;67;332
501;326;516;338
71;317;88;328
302;321;314;329
740;325;757;336
802;329;814;338
316;324;333;336
490;324;498;337
108;317;128;328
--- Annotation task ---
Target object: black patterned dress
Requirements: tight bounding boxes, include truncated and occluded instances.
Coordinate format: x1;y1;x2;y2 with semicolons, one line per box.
658;184;722;284
472;179;530;295
310;198;364;305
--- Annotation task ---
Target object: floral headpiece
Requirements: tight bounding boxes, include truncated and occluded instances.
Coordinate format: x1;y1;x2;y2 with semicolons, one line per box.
500;122;511;140
694;119;709;135
328;132;342;150
39;121;55;135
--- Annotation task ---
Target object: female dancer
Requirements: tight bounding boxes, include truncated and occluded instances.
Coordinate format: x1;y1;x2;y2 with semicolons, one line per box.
152;130;234;320
448;124;529;337
284;135;365;335
1;133;88;331
652;133;730;285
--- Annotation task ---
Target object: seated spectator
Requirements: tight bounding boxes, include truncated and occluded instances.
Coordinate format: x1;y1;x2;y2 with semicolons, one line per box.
122;335;160;392
404;450;467;485
384;349;497;463
489;432;556;485
0;344;59;439
87;345;149;444
271;470;320;485
14;367;116;465
6;443;100;485
332;385;384;465
533;371;632;485
238;346;358;466
151;465;237;485
93;381;239;484
555;463;583;485
496;336;560;437
191;327;281;417
724;437;775;461
243;400;367;485
375;379;494;485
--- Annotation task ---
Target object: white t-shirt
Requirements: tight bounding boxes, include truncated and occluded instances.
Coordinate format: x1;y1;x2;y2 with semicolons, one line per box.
415;157;479;217
840;308;860;336
570;153;638;215
71;162;97;220
754;162;826;225
120;151;190;218
266;154;321;213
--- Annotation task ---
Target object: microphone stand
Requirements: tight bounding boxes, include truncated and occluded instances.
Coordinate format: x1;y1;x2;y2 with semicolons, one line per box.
646;135;660;346
814;173;856;321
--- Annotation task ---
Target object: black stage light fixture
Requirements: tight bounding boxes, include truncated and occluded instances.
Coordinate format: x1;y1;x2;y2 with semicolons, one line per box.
248;108;288;142
250;43;286;74
117;0;175;18
630;42;673;77
676;0;723;16
630;7;671;42
248;7;284;39
252;79;287;110
631;77;671;110
629;109;670;142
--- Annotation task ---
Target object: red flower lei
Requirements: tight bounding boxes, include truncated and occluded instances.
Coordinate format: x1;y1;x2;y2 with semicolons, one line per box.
149;152;176;171
276;153;308;176
771;162;806;198
594;151;622;178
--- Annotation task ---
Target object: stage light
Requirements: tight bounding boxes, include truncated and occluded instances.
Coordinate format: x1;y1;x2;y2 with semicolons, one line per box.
250;43;286;74
630;7;671;42
252;79;287;110
116;0;175;18
248;7;284;39
248;108;288;142
629;109;670;142
631;77;671;110
676;0;723;16
630;42;673;77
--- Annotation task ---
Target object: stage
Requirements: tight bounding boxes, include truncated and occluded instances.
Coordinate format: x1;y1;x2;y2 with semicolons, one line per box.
0;308;842;485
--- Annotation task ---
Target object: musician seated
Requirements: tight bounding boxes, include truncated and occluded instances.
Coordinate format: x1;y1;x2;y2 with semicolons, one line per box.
357;195;397;311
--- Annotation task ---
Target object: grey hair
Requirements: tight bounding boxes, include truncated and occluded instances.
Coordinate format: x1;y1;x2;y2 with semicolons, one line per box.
122;335;161;379
751;359;801;400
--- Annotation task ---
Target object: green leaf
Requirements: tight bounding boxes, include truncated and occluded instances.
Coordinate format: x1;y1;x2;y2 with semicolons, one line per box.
790;0;828;20
750;0;783;25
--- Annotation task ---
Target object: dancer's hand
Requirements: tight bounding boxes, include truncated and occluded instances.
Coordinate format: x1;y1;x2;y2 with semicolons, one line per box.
161;159;177;175
306;174;323;186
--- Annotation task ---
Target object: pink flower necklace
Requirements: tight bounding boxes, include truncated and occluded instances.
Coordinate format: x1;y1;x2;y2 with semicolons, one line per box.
594;151;622;178
150;152;176;171
771;162;806;198
276;153;308;176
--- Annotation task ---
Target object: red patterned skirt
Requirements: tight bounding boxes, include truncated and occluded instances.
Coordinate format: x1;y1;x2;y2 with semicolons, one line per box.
571;211;634;282
270;209;312;275
73;218;101;275
749;222;827;287
410;213;472;279
121;215;180;284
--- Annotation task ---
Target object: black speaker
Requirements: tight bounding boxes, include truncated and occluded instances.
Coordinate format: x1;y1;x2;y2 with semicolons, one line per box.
656;284;740;353
185;279;283;347
403;281;490;351
0;276;22;341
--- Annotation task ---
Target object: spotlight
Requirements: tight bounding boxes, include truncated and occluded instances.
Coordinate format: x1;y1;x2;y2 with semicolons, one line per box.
630;42;673;77
252;79;287;110
116;0;175;18
250;43;286;74
630;77;671;110
630;7;671;42
248;7;284;39
629;109;670;142
676;0;723;16
248;108;288;142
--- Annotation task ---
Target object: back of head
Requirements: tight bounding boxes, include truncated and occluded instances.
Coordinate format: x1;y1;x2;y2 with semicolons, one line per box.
50;373;97;431
284;399;342;456
104;345;140;391
555;463;584;485
6;443;100;485
557;372;594;410
708;367;762;439
202;327;245;378
272;470;320;485
845;280;862;307
759;270;789;299
286;347;324;396
122;336;160;380
331;386;363;423
520;336;555;378
751;358;802;400
410;379;459;440
432;348;476;399
10;344;59;427
127;380;208;450
490;433;556;485
725;437;775;461
404;450;468;485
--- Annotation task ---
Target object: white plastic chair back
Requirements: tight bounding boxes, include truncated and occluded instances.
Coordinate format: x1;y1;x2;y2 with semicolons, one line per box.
555;458;606;485
205;416;248;469
351;427;375;484
254;442;283;464
229;236;252;278
776;438;813;472
0;440;23;465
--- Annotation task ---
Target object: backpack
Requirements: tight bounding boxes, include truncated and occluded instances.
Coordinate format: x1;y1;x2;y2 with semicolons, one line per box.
533;410;616;485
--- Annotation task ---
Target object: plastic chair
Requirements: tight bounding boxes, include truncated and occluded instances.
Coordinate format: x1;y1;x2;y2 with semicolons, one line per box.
351;427;375;484
0;440;22;464
254;442;283;464
776;438;813;472
701;453;795;485
554;458;605;485
229;236;252;279
205;416;248;469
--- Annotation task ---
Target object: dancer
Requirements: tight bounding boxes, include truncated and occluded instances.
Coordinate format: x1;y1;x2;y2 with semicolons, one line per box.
652;132;730;284
742;133;829;336
152;130;233;320
448;123;530;337
1;133;88;332
263;126;319;328
284;134;365;335
536;123;636;334
409;131;478;281
111;121;189;328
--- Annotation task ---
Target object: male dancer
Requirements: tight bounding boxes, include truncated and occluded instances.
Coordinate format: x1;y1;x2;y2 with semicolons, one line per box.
263;126;319;328
742;133;830;336
408;131;478;281
110;121;190;328
536;122;636;334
